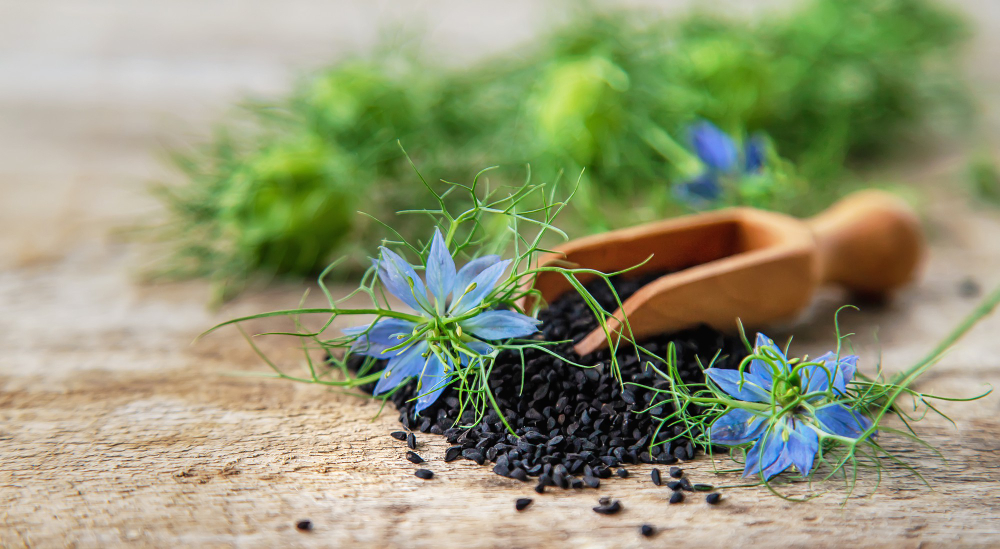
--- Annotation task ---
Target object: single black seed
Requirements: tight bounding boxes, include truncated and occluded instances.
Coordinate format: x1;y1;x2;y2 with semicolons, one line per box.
706;493;722;505
407;432;417;450
651;468;662;486
693;483;714;491
510;468;528;482
598;496;611;506
640;524;655;537
666;480;682;491
679;478;693;491
593;500;622;515
515;498;533;511
669;491;684;504
390;431;407;442
415;469;434;480
444;446;462;462
405;451;424;464
616;468;629;478
583;476;600;489
295;519;313;532
669;466;683;478
534;483;546;494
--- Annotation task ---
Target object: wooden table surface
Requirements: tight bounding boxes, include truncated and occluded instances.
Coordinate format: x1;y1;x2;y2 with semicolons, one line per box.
3;1;1000;547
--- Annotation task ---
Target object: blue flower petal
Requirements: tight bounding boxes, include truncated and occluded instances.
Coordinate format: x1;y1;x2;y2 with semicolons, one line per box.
377;247;432;313
414;353;450;413
743;422;786;478
801;352;859;397
750;333;789;378
452;255;501;304
342;318;417;357
709;408;768;445
425;228;456;311
689;121;738;172
744;136;766;173
465;340;494;358
449;259;511;315
785;419;819;477
705;368;773;403
673;173;722;205
374;341;429;395
814;403;874;439
458;310;540;340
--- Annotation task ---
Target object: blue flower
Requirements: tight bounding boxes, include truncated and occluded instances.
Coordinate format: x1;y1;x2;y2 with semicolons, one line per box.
344;229;540;413
707;333;874;480
674;122;766;204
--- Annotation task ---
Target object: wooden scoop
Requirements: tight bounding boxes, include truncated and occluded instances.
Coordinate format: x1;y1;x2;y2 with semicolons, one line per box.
528;190;924;356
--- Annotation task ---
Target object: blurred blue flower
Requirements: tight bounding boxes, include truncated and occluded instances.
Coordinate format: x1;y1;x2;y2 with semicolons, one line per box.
674;121;767;204
707;333;874;480
344;229;540;412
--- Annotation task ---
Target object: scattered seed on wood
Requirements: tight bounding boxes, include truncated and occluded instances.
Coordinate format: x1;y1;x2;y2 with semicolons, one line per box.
295;519;313;532
534;482;546;494
667;480;681;491
651;468;662;486
669;491;684;504
593;500;622;515
390;431;407;441
405;451;423;464
444;446;462;462
640;524;655;537
616;468;629;478
414;469;434;480
407;432;417;450
669;467;683;478
706;493;722;505
679;478;693;491
515;498;533;511
598;496;611;506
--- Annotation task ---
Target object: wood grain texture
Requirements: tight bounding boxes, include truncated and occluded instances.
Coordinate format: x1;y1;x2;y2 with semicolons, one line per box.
2;1;1000;547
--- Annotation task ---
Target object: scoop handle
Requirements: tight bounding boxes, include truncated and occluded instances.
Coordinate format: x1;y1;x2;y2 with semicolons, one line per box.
805;190;924;296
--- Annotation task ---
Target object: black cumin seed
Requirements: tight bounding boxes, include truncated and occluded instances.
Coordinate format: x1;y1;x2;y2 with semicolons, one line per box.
679;478;693;491
640;524;655;537
583;476;600;489
593;500;622;515
407;432;417;450
616;468;629;478
598;496;611;506
534;482;546;494
510;468;528;482
516;498;533;511
651;468;662;486
415;469;434;480
295;519;313;532
669;491;684;504
405;451;424;464
444;446;462;462
706;493;722;504
390;431;407;441
669;466;683;478
666;480;681;491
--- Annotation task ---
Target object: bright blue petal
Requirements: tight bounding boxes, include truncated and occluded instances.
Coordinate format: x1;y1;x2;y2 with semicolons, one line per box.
342;318;417;357
458;310;540;340
802;352;859;397
373;341;428;395
785;419;820;477
814;403;874;439
750;332;789;378
414;353;450;413
706;368;773;403
709;408;768;445
836;354;859;391
744;136;766;173
742;422;786;478
377;247;432;313
449;259;511;315
425;228;456;311
689;121;738;172
465;340;494;358
673;173;722;205
452;255;501;304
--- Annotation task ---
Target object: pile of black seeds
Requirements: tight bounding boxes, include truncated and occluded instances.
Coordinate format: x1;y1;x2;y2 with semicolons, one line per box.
355;272;747;490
